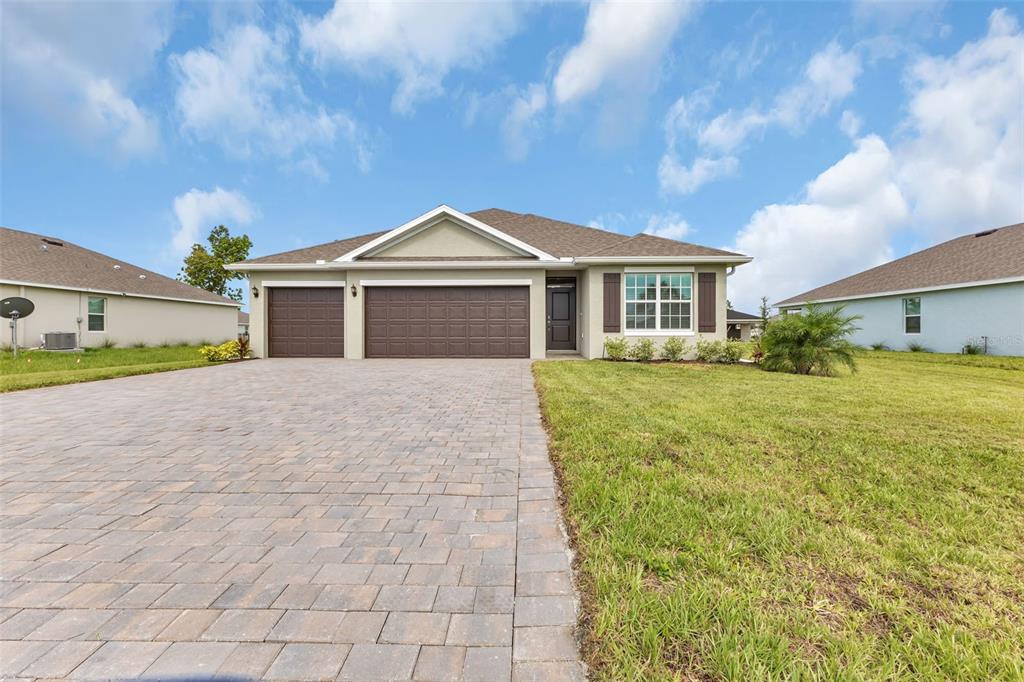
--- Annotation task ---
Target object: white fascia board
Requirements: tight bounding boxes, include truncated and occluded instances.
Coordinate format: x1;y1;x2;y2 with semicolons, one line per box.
359;279;532;287
230;260;572;271
335;205;558;262
576;256;753;265
0;279;239;307
262;280;346;287
774;275;1024;308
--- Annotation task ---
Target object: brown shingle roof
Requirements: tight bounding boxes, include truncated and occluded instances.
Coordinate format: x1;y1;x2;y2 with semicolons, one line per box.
0;227;236;305
237;208;748;264
777;222;1024;305
238;311;249;323
582;232;745;258
727;309;760;321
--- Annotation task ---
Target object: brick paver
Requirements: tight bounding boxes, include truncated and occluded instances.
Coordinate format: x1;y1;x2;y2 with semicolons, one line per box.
0;360;585;680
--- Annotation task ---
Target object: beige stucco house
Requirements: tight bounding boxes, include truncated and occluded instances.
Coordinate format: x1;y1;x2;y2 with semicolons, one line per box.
228;206;752;359
0;227;239;349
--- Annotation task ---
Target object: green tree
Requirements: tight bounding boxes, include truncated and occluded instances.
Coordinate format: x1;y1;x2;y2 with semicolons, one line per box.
759;296;771;326
179;225;252;302
761;303;861;376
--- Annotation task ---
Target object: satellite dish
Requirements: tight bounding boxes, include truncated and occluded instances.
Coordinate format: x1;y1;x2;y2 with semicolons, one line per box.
0;297;34;319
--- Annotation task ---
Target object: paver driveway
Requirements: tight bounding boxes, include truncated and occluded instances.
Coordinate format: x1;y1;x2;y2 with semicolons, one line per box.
0;360;584;681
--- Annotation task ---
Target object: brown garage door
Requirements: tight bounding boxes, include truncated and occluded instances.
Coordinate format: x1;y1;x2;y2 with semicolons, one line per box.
268;287;344;357
365;286;529;358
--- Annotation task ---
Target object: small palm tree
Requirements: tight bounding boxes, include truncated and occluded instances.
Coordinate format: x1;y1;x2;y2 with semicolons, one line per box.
761;304;861;376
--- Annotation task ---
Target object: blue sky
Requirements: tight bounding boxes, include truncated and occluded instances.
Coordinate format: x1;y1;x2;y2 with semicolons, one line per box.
2;1;1021;311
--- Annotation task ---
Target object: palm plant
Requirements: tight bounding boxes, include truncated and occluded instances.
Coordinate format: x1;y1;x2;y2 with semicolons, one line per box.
761;304;861;376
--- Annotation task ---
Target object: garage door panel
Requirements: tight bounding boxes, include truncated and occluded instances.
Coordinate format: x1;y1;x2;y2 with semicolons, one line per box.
268;287;344;357
365;286;529;358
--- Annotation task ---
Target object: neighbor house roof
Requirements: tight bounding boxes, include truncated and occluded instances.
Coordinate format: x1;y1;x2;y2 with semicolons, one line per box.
0;227;237;306
727;309;760;322
238;208;746;264
777;222;1024;305
238;311;249;324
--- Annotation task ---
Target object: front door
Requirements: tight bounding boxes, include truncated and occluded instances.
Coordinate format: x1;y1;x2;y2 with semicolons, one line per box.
546;279;576;351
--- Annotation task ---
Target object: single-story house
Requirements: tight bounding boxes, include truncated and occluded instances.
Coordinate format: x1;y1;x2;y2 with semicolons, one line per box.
0;227;239;349
227;205;753;359
238;311;250;337
726;309;761;341
776;222;1024;356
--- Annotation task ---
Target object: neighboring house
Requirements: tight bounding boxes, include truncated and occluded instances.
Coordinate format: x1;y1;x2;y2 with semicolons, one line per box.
227;205;752;359
238;311;250;337
776;222;1024;356
726;309;761;341
0;227;239;349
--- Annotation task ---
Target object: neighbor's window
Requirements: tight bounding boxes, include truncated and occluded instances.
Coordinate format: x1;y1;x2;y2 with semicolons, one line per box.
903;297;921;334
625;273;692;331
87;297;106;332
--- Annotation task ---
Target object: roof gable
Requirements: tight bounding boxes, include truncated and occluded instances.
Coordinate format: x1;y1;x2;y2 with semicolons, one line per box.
777;222;1024;305
337;205;556;262
357;216;530;260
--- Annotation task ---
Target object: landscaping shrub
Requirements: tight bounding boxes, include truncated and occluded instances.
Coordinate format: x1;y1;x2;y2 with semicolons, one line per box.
907;341;929;352
100;338;117;349
237;334;251;359
870;341;889;351
628;338;655;362
198;339;242;362
750;338;765;364
130;341;147;349
660;336;687;361
604;337;628;361
761;303;860;376
695;339;743;363
962;343;982;355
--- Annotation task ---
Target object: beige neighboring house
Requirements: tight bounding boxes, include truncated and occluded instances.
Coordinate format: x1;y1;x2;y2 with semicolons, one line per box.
228;205;753;359
238;311;250;337
0;227;239;349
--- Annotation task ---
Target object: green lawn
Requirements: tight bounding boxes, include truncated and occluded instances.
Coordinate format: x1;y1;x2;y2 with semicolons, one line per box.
0;345;213;392
533;352;1024;681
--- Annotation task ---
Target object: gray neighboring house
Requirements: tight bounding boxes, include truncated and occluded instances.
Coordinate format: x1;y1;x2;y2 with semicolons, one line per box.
726;309;762;341
776;222;1024;356
0;227;239;349
228;205;753;359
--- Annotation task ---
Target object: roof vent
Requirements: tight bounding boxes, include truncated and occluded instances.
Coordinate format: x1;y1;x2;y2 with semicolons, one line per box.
113;264;121;269
139;274;146;279
974;228;998;237
41;238;64;246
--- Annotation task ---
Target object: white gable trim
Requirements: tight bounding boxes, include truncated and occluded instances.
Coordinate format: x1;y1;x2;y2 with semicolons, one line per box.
335;205;557;262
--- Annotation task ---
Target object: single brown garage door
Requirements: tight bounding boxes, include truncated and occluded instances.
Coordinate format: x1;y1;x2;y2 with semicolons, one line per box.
365;286;529;358
268;287;344;357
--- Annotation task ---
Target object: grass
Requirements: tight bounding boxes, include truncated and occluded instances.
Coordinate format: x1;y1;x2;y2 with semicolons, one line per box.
0;345;213;392
533;352;1024;681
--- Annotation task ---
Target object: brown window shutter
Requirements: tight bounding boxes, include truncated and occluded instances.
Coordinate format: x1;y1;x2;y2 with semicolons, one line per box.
698;272;717;333
603;273;621;332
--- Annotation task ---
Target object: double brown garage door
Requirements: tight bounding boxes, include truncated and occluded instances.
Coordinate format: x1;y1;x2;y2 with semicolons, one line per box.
268;285;529;358
365;286;529;358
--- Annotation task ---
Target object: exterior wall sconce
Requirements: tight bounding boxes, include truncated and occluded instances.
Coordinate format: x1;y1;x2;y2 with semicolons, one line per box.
350;284;357;298
251;285;259;299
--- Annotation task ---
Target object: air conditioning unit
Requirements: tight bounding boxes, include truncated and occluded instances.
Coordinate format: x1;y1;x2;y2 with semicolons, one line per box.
43;332;78;350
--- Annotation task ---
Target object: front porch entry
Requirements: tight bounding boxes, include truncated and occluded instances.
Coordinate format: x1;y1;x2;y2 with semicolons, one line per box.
546;276;577;351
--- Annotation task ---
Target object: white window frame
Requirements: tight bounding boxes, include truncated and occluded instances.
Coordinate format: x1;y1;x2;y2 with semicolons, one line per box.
903;297;921;335
624;272;694;336
87;296;106;332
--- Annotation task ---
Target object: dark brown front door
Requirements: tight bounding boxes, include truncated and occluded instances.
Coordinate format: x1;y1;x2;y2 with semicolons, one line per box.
268;287;344;357
546;281;576;351
365;286;529;358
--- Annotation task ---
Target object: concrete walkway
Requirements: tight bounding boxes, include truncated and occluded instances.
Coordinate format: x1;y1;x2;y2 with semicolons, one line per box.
0;360;584;681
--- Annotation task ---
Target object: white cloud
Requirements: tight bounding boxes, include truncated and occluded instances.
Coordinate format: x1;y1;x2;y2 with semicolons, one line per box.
299;1;526;114
895;7;1024;238
660;41;861;195
171;188;256;256
1;1;169;157
644;213;692;240
728;9;1024;310
170;24;370;177
728;135;907;310
839;109;863;138
553;0;696;106
658;154;738;195
501;83;548;161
